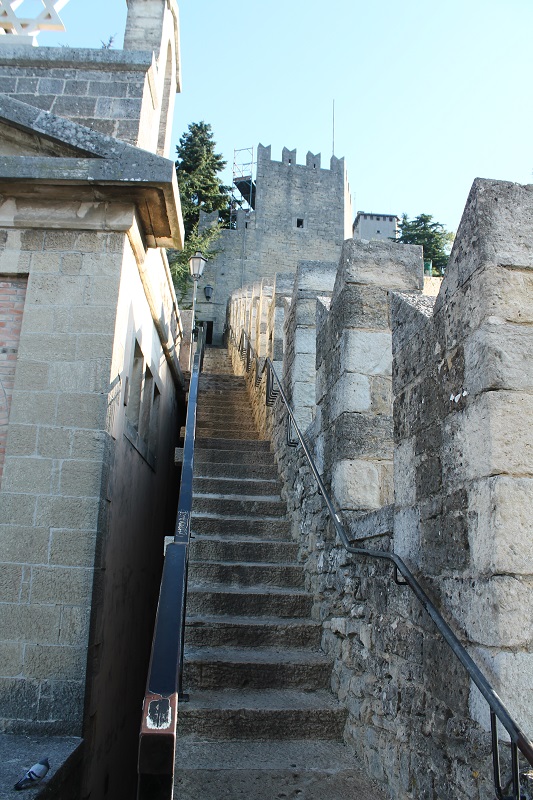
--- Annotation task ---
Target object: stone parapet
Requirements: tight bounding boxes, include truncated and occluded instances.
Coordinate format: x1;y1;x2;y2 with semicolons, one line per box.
227;180;533;797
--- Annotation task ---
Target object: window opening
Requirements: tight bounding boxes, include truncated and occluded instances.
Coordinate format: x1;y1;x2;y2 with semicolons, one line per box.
126;341;143;429
296;218;304;229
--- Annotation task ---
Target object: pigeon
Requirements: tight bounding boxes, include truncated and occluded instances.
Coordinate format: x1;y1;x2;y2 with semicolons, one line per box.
13;758;50;790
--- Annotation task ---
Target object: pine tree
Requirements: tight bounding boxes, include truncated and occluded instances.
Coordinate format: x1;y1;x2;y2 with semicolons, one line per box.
168;122;230;302
394;213;454;276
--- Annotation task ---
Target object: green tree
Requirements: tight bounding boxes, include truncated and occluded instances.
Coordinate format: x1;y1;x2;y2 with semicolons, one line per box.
168;121;231;302
394;213;454;276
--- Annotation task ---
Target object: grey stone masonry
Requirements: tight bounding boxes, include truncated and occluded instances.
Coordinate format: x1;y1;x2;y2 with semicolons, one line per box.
0;0;180;157
282;261;337;432
195;144;352;344
393;178;533;742
227;178;533;799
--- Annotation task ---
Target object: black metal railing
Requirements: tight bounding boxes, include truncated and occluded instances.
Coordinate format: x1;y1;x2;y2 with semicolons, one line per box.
230;325;533;800
137;333;204;800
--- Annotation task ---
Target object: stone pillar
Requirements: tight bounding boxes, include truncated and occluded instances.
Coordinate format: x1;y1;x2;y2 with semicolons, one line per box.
319;239;423;512
282;262;337;432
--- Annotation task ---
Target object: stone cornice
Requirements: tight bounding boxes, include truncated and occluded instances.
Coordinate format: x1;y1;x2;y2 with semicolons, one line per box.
0;95;184;248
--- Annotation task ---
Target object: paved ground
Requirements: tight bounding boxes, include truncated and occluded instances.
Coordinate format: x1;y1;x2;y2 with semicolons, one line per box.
0;735;81;799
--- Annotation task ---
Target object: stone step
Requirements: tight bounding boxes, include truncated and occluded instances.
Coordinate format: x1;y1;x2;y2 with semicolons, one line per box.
189;536;298;563
195;429;260;441
195;437;270;451
191;515;290;539
187;584;312;618
190;561;304;589
176;689;346;741
193;461;279;480
183;646;331;690
192;477;280;497
195;428;260;441
196;396;247;408
192;495;286;518
184;614;321;648
192;448;275;466
174;739;383;800
195;414;255;428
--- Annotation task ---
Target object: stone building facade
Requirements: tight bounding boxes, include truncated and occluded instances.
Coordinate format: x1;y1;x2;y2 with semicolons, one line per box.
195;144;352;344
227;178;533;800
0;2;188;797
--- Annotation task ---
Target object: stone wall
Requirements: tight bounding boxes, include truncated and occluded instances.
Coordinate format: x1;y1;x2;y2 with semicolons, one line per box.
227;179;533;799
0;2;186;797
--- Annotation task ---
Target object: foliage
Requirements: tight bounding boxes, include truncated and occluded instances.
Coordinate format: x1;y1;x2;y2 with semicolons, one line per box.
169;122;231;302
167;224;222;306
394;213;454;275
175;121;231;239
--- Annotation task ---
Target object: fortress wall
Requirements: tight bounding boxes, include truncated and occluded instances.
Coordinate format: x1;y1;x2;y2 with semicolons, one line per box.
393;179;533;739
227;178;533;798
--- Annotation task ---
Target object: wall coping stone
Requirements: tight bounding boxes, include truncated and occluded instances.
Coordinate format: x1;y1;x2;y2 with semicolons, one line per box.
0;47;153;70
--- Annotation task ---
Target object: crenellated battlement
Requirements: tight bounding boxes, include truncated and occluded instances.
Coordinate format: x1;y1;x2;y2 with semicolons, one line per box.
257;142;344;173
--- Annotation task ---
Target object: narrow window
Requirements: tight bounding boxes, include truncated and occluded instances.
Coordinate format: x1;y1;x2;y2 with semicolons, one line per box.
139;366;153;441
126;341;143;430
296;218;304;229
149;385;161;454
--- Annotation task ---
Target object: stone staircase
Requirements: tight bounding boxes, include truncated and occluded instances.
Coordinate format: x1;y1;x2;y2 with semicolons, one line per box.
174;346;382;799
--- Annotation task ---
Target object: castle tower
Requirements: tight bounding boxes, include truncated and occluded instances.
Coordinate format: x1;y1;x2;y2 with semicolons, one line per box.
196;144;352;344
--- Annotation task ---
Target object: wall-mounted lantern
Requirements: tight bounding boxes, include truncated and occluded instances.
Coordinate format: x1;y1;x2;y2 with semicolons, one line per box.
204;285;214;302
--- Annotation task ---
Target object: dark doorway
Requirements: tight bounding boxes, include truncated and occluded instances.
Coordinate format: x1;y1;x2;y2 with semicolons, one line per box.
206;321;214;345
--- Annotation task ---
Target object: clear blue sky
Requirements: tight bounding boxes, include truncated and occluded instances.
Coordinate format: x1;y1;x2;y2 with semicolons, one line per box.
38;0;533;233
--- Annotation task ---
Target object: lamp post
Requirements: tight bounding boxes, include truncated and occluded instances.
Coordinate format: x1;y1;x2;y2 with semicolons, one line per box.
188;250;207;370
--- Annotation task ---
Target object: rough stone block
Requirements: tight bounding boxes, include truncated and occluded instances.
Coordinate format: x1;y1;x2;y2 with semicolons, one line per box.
393;439;416;506
332;459;383;510
2;456;53;494
0;642;23;676
24;644;86;681
436;179;533;315
0;526;49;564
465;320;533;393
58;606;91;646
0;492;36;525
5;424;37;456
337;239;423;292
441;574;533;648
8;391;57;425
393;506;420;565
0;678;38;721
35;495;100;530
8;361;49;392
37;427;72;458
341;330;392;376
469;476;533;574
0;603;60;644
59;460;102;498
0;563;23;602
332;413;393;461
329;374;371;420
443;391;533;484
292;380;316;411
290;355;316;384
29;566;93;605
469;649;533;740
55;393;107;429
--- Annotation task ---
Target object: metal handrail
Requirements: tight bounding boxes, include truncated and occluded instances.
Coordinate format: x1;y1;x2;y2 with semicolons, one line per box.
230;324;533;800
137;332;204;799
